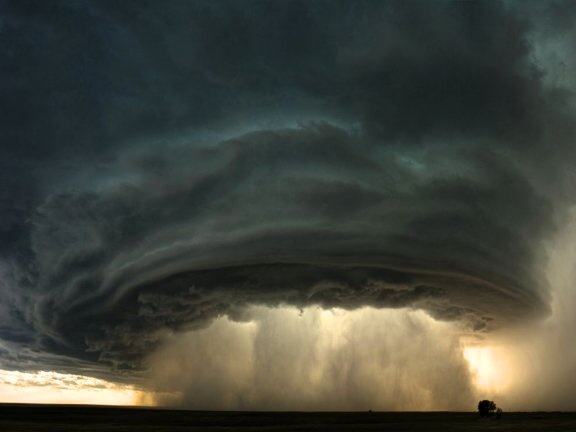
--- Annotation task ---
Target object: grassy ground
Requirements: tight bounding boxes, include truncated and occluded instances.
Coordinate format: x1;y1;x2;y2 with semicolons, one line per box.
0;404;574;431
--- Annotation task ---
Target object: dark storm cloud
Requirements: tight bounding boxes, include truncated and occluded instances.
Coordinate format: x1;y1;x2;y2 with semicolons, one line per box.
0;0;573;378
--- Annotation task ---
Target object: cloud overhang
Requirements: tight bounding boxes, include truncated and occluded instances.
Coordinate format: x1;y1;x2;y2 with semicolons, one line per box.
0;0;574;380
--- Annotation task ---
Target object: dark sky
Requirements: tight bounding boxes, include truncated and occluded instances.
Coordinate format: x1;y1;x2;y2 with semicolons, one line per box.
0;0;575;383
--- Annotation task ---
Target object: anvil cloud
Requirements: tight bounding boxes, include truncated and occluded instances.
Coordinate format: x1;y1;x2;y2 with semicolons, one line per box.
0;0;575;388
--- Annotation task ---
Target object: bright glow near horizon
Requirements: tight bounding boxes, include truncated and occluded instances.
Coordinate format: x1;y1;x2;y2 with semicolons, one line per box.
462;345;513;396
0;369;144;405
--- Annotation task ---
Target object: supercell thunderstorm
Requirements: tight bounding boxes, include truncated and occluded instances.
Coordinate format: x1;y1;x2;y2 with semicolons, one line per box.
0;0;575;403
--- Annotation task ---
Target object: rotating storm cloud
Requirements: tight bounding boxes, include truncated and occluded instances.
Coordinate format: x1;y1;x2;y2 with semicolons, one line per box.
1;0;576;410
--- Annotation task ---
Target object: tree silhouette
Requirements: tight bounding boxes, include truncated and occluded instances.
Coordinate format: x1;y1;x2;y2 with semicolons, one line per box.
477;400;497;417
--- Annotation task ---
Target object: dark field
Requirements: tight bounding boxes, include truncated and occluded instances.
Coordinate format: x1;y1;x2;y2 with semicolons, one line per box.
0;404;575;431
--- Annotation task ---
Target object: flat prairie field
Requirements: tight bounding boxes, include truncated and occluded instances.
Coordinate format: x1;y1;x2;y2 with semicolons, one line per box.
0;404;575;431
